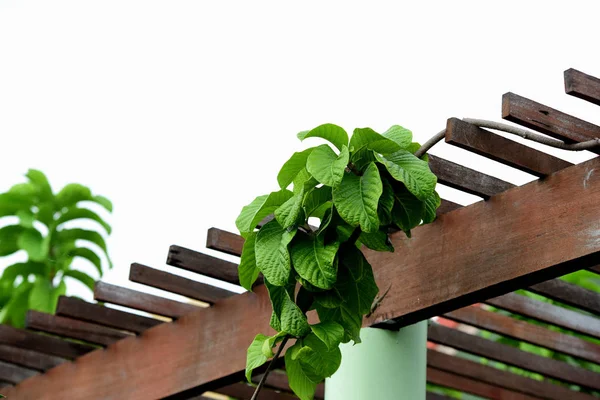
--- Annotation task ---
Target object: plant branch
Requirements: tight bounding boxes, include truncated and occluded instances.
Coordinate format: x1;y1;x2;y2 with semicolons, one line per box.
250;336;290;400
414;129;446;158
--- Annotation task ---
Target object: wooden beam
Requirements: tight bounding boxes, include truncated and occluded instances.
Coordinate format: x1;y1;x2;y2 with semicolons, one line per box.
528;280;600;315
129;263;235;304
426;393;450;400
444;306;600;364
427;324;599;391
167;245;242;285
445;118;572;177
438;199;462;215
0;361;37;385
589;265;600;275
56;297;163;335
502;92;600;153
253;370;325;399
427;349;594;400
94;282;198;319
26;311;132;347
206;227;244;257
0;345;65;372
216;382;299;400
565;68;600;106
0;324;93;359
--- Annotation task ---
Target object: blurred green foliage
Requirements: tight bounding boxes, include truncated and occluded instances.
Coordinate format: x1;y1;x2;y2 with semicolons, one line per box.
0;170;112;327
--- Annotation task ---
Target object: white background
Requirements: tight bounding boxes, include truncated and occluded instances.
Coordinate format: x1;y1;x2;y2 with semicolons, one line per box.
1;1;599;303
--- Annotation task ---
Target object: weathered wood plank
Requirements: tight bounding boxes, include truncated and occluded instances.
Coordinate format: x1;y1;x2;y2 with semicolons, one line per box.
528;280;600;315
0;345;65;372
565;68;600;106
26;311;132;347
502;92;600;153
445;118;572;177
206;227;245;256
427;324;599;391
589;265;600;275
94;282;198;319
0;324;93;359
57;297;163;335
167;245;242;285
0;361;37;385
444;306;600;364
426;393;450;400
129;263;235;304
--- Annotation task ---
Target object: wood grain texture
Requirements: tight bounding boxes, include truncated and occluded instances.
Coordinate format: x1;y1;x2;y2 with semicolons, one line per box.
0;361;38;385
57;297;163;335
565;68;600;106
167;245;242;285
94;281;198;319
502;92;600;154
0;345;65;372
444;306;600;364
427;324;600;391
206;227;245;256
129;263;235;304
445;118;572;177
26;311;131;347
0;324;93;359
528;279;600;315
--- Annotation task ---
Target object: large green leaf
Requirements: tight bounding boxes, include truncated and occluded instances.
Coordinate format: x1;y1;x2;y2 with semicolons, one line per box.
26;169;53;201
235;190;294;236
298;333;342;383
275;189;305;229
56;228;112;267
55;184;112;211
67;247;104;277
245;334;270;382
382;125;412;149
29;277;54;313
350;128;401;154
310;321;344;351
375;150;437;200
297;124;349;152
316;301;362;344
423;191;441;224
92;195;113;212
285;341;318;400
265;279;310;337
277;147;315;189
303;186;332;218
238;232;259;291
17;228;47;262
0;225;26;256
255;219;296;286
56;207;112;234
62;269;95;292
377;177;395;225
290;234;339;290
306;145;349;187
332;163;382;233
0;262;46;286
392;188;425;237
0;281;33;328
359;230;393;252
0;192;33;218
339;246;379;316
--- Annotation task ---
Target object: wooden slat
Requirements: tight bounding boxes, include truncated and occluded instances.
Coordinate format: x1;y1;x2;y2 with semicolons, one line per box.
502;92;600;153
0;324;93;359
253;370;324;399
528;280;600;315
216;382;298;400
167;245;242;285
428;155;515;198
444;306;600;364
26;311;131;347
0;345;65;372
426;393;450;400
428;349;594;400
438;199;462;215
565;68;600;106
94;281;198;319
129;263;235;304
0;361;37;385
486;292;600;339
206;227;245;256
57;297;163;335
589;265;600;275
427;324;599;391
427;368;538;400
445;118;572;177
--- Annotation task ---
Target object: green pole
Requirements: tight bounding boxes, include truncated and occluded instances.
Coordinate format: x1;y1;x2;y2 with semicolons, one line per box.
325;321;427;400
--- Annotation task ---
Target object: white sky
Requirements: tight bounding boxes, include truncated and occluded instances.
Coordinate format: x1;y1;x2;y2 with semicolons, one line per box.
1;1;599;304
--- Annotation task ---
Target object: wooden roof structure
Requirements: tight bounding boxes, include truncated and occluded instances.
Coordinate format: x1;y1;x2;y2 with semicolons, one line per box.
1;68;600;399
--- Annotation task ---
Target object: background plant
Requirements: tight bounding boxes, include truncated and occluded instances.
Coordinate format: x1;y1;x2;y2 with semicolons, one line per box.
236;124;440;400
0;170;112;327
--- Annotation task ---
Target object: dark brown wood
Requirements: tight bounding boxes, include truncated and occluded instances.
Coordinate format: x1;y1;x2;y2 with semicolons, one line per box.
0;345;65;372
26;311;131;347
167;245;242;285
445;118;572;177
427;324;600;391
428;154;515;199
502;92;600;153
0;361;37;385
589;265;600;275
438;199;462;215
206;227;245;257
427;368;538;400
129;263;235;304
428;349;594;400
216;382;298;400
0;324;93;359
254;370;324;399
486;292;600;339
94;281;198;319
426;393;450;400
528;279;600;315
565;68;600;106
57;297;163;335
444;306;600;364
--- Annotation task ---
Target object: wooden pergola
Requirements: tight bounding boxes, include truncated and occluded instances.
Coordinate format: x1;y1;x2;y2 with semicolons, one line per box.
1;68;600;399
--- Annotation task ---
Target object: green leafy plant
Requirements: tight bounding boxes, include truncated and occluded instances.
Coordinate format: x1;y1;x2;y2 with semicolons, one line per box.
0;170;112;327
236;124;440;400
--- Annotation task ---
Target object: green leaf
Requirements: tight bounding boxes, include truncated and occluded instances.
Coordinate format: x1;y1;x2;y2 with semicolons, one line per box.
423;191;441;224
265;279;310;337
0;225;26;256
290;234;339;290
255;219;296;286
339;246;379;316
359;230;393;252
26;169;53;201
0;281;34;328
238;232;259;291
245;334;270;382
92;195;113;212
332;163;382;233
298;123;349;152
392;188;425;237
262;332;286;358
0;192;34;218
310;321;344;351
0;262;46;286
56;207;112;234
316;302;362;344
350;127;401;154
303;186;332;218
56;228;112;267
17;228;47;262
375;150;437;200
29;277;54;313
62;269;96;292
16;209;35;228
285;341;317;400
49;280;67;313
314;289;343;309
298;333;342;382
277;147;315;189
293;168;318;196
236;190;294;236
306;145;349;187
55;183;111;211
382;125;412;149
377;177;395;226
67;247;104;277
275;189;305;229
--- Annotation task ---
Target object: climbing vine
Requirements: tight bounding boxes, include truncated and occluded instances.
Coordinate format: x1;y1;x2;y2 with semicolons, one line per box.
236;123;440;400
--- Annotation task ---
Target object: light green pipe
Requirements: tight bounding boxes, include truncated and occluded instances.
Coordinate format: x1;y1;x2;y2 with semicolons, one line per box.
325;321;427;400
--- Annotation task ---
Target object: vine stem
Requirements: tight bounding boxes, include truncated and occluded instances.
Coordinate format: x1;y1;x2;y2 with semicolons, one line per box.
251;336;290;400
